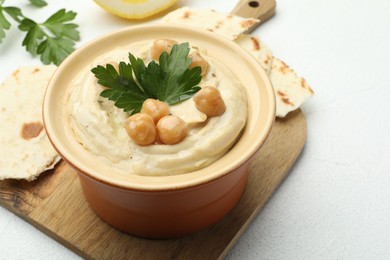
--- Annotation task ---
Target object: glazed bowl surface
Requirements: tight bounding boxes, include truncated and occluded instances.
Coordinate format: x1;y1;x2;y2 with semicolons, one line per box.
43;24;275;238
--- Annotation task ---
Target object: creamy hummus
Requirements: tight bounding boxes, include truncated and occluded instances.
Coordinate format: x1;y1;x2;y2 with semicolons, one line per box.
66;41;247;176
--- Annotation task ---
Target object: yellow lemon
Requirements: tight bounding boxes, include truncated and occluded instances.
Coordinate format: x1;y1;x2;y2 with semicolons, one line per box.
93;0;178;19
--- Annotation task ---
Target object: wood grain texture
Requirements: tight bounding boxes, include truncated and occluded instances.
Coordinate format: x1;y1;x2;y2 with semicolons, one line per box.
0;109;306;259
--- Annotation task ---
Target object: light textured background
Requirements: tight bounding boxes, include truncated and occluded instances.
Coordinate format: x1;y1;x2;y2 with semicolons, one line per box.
1;0;390;259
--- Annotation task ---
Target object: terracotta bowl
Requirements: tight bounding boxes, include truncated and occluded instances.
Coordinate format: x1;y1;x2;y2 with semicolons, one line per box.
43;24;275;238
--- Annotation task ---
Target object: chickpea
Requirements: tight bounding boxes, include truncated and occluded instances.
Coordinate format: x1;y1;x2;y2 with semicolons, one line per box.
193;87;226;117
151;39;178;60
157;115;188;145
189;51;209;77
124;113;156;146
141;99;170;124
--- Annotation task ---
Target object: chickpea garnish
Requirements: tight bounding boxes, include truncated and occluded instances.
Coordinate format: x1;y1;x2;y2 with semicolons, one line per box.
151;39;178;61
188;51;209;77
157;115;188;145
124;113;156;146
141;99;170;124
193;87;226;117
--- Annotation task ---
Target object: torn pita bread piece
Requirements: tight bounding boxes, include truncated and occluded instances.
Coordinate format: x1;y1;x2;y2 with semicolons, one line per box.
269;58;314;117
236;35;314;117
162;7;259;40
236;34;314;117
0;66;61;181
234;34;273;75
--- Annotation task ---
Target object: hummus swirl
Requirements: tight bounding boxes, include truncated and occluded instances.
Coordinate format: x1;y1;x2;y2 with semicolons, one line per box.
66;41;247;176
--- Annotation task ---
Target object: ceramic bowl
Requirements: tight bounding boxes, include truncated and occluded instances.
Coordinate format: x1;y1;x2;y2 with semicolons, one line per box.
43;24;275;238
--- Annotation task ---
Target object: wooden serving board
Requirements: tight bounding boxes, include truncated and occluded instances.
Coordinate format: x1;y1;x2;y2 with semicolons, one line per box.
0;109;306;259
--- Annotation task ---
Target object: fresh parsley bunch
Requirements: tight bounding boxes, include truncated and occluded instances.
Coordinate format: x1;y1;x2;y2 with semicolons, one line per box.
0;0;80;65
91;42;202;115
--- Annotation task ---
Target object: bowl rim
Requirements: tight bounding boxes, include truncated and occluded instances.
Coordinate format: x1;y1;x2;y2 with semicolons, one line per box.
43;24;276;191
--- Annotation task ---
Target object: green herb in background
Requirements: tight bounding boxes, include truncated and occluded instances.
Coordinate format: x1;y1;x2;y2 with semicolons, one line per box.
29;0;47;7
91;43;202;115
0;0;80;65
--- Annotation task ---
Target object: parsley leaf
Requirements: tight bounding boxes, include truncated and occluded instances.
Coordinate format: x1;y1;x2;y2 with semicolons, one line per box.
19;18;44;55
28;0;47;7
37;37;76;65
94;62;150;114
0;6;23;43
43;9;79;40
18;9;79;65
0;1;80;65
3;7;23;23
91;42;202;115
0;6;11;43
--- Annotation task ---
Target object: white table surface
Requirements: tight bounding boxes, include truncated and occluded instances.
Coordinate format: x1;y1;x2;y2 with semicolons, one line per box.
1;0;390;259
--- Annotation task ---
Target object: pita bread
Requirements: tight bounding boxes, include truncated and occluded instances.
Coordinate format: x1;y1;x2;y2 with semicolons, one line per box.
0;66;60;181
269;58;314;117
234;34;273;75
162;7;259;40
234;34;314;116
163;7;314;117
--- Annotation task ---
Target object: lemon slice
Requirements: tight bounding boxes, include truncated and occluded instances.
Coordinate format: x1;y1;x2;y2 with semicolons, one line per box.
93;0;178;19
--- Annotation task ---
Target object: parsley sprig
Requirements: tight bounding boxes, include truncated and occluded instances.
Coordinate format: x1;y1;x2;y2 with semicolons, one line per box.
91;42;202;115
0;0;79;65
